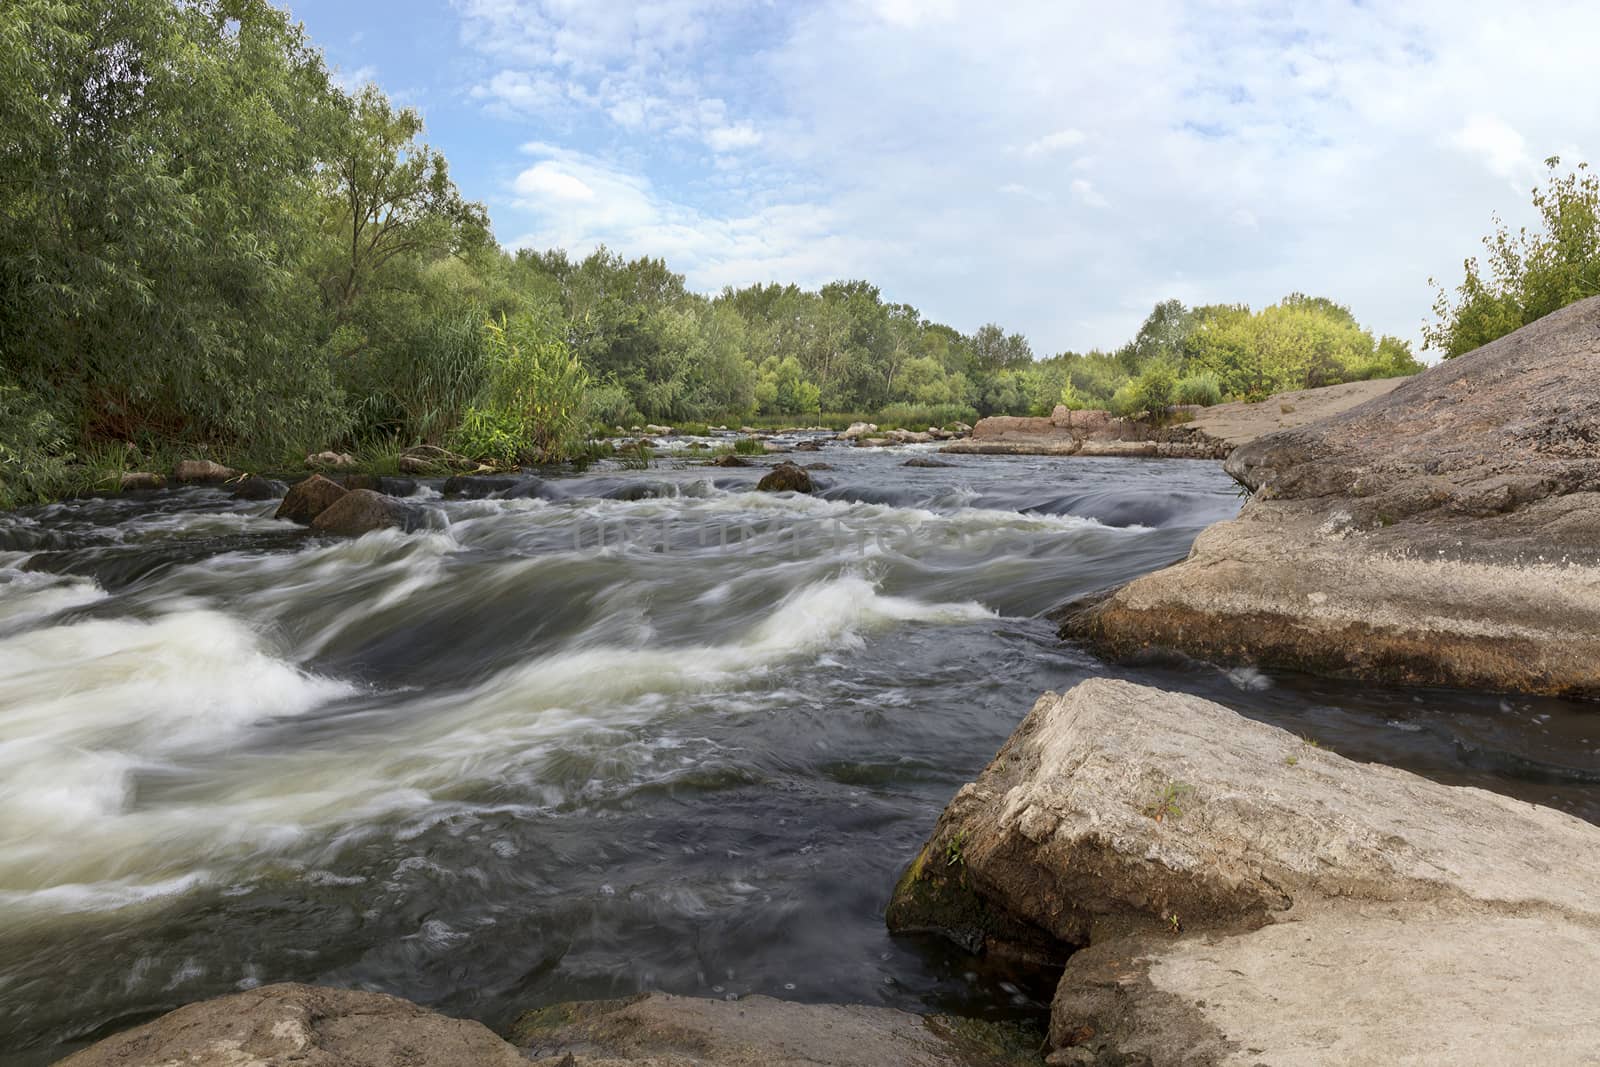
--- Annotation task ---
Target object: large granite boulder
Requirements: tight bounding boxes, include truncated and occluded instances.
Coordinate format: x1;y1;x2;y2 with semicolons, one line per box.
309;488;420;536
889;678;1600;1065
1060;297;1600;694
756;461;814;493
56;983;527;1067
274;474;347;525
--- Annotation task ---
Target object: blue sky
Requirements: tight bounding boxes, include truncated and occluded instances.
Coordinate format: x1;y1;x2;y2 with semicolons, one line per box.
286;0;1600;357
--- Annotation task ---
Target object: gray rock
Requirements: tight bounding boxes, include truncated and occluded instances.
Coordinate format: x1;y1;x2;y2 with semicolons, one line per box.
171;459;239;484
305;450;357;470
904;457;954;468
274;474;347;525
513;991;1045;1066
56;982;527;1067
1062;296;1600;694
755;461;814;493
890;678;1600;1066
229;475;286;501
309;489;420;536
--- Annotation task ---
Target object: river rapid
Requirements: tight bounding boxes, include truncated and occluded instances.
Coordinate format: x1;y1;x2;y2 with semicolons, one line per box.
1;439;1596;1063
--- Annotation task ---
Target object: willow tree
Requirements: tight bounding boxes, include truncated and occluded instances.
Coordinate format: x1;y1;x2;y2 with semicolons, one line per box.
0;0;347;448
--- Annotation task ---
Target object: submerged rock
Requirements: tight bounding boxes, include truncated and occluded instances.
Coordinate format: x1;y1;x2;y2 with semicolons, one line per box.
1061;296;1600;694
710;453;749;467
756;461;814;493
309;488;419;536
903;457;953;468
441;474;516;498
57;983;526;1067
170;459;239;484
513;991;1045;1067
274;474;347;525
63;985;1044;1067
337;473;417;496
890;678;1600;1066
229;475;286;501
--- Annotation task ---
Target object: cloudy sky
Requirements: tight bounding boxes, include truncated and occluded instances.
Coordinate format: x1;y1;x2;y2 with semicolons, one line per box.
288;0;1600;357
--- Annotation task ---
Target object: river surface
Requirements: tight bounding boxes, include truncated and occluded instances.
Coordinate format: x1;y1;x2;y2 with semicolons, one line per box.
1;440;1597;1064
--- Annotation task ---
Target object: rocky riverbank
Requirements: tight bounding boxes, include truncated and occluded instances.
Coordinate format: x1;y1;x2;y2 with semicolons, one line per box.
943;378;1406;459
1059;296;1600;694
58;984;1046;1066
888;678;1600;1065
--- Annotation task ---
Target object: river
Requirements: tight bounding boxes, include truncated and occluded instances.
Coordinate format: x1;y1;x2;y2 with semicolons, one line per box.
1;439;1595;1064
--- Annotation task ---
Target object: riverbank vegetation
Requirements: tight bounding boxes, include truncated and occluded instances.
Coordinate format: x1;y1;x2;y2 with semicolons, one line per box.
1426;157;1600;357
2;0;1427;508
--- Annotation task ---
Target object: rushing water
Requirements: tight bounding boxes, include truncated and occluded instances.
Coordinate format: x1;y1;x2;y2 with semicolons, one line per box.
1;439;1597;1064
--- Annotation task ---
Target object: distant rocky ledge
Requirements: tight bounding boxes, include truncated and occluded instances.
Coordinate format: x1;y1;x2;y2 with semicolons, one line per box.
1059;296;1600;695
943;377;1406;459
889;678;1600;1066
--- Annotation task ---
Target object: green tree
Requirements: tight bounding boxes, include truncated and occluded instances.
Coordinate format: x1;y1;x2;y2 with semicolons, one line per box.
1425;157;1600;357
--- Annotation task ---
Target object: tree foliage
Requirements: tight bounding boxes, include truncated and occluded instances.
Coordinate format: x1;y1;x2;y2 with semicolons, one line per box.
1425;157;1600;357
0;0;1434;505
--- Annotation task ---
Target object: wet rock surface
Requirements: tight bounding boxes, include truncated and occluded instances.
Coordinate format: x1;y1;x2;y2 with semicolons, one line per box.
889;678;1600;1066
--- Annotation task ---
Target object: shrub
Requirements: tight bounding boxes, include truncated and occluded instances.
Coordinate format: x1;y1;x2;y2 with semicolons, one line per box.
1111;362;1177;417
586;379;640;430
732;437;766;455
1173;373;1223;407
453;313;590;465
874;402;979;429
0;384;72;508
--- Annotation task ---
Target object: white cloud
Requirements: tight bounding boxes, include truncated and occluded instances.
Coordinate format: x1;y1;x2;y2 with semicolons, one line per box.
330;64;378;93
506;145;896;289
1023;128;1087;157
1451;114;1528;179
448;0;1600;354
705;123;762;152
1070;178;1108;209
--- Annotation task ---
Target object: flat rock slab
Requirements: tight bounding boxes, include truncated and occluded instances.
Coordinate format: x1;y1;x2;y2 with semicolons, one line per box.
56;983;527;1066
1062;297;1600;693
890;679;1600;1065
514;992;1044;1067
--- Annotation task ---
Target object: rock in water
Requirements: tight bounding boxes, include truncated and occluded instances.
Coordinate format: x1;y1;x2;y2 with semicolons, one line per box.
512;991;1044;1066
442;475;516;498
57;983;527;1067
756;461;814;493
889;678;1600;1066
838;421;877;440
229;475;286;501
309;489;419;536
710;453;749;467
274;474;347;525
903;457;953;468
171;459;239;484
1061;295;1600;695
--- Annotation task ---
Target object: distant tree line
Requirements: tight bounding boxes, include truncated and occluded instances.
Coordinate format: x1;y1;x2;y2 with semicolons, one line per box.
1;0;1433;506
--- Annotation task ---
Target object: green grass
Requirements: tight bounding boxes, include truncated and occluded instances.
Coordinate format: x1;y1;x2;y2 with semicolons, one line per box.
731;437;766;455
